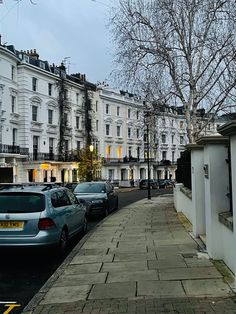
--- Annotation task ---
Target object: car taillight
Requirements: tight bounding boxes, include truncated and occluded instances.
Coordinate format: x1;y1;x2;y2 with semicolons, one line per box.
38;218;56;230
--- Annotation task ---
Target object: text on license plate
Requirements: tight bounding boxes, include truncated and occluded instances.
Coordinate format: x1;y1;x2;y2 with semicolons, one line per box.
0;221;24;229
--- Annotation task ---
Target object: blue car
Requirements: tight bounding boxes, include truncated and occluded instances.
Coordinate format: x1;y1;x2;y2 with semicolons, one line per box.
0;183;87;252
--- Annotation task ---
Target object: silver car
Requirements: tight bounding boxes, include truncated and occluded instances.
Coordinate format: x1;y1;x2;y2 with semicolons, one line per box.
0;183;87;251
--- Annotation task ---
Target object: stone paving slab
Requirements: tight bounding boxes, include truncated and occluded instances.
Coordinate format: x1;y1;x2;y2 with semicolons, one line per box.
77;248;109;255
153;238;194;246
101;261;148;272
154;245;181;253
107;270;159;283
159;266;222;280
70;254;114;264
184;256;214;267
137;280;186;297
88;282;136;299
109;246;148;253
117;241;153;248
63;263;102;275
81;242;117;249
148;258;187;270
53;273;107;287
40;285;91;304
183;279;233;297
114;252;156;262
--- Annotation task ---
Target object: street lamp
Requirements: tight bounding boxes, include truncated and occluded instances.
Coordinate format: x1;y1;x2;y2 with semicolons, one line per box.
144;112;151;200
89;144;94;181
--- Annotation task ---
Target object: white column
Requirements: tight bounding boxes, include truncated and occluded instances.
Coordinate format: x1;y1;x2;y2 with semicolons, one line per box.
197;137;229;259
187;145;205;237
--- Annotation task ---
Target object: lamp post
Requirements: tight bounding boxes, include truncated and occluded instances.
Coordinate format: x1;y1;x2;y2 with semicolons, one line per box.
89;144;94;181
147;122;151;200
144;112;151;200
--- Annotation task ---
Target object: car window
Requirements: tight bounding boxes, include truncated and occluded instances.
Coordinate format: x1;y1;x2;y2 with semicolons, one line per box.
0;192;45;213
51;190;71;208
74;183;106;193
66;189;79;205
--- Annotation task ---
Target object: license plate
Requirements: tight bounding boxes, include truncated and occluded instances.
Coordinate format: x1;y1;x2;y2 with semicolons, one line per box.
0;221;24;229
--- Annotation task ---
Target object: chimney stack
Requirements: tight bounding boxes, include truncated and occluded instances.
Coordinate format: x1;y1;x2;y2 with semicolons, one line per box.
28;48;39;60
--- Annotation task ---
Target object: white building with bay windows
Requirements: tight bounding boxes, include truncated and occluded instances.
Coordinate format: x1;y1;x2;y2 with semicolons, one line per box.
0;43;92;183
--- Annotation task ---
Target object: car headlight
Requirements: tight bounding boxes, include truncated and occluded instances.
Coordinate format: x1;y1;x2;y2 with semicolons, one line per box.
91;199;104;204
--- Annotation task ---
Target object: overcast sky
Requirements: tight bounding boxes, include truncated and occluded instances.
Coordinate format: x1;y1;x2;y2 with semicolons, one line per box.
0;0;115;84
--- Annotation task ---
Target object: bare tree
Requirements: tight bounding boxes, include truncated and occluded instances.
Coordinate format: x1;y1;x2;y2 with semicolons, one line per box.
110;0;236;142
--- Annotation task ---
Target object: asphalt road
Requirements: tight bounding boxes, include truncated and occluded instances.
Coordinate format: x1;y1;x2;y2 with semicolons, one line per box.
0;187;173;314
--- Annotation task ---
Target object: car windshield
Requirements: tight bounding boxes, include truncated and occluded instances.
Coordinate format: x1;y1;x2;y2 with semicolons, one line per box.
74;183;106;194
0;192;45;213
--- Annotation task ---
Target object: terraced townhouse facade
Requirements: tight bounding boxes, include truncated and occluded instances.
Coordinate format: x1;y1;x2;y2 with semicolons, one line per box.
1;41;223;185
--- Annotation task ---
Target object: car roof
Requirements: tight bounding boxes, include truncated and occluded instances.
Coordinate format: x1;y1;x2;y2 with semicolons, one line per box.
78;181;107;185
0;183;64;193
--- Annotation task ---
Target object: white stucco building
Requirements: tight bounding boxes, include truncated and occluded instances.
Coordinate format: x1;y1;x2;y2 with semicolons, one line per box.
0;41;226;185
0;43;93;183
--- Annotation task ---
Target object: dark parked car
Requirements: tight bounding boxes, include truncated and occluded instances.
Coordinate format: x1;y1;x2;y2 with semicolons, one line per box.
139;179;158;189
64;182;79;192
157;179;167;189
157;179;175;188
0;183;87;252
73;181;118;217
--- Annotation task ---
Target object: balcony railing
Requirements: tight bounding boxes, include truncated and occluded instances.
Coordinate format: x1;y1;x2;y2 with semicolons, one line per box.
102;158;177;166
28;152;80;162
0;144;29;155
103;157;157;164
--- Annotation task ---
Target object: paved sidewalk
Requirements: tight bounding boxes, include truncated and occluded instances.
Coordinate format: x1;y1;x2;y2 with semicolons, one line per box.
23;195;236;314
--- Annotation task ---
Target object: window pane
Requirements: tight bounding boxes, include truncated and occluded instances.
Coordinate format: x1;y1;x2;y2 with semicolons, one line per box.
0;193;45;213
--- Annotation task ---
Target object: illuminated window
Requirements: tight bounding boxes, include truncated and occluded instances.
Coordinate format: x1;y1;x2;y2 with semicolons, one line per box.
105;145;111;158
116;146;121;159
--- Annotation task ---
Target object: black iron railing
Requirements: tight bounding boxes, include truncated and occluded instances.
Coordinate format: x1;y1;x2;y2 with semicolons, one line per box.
102;158;174;165
28;152;80;162
0;144;29;155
